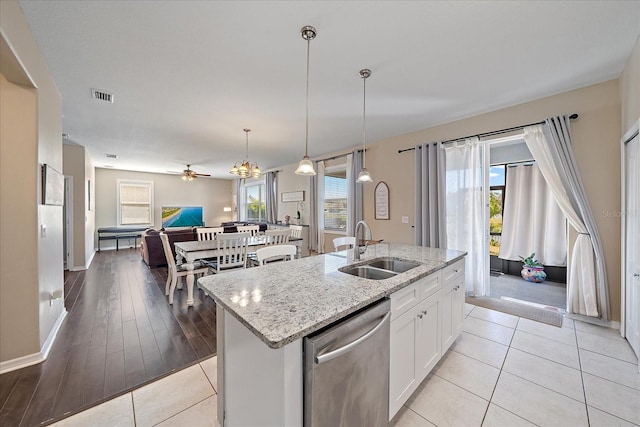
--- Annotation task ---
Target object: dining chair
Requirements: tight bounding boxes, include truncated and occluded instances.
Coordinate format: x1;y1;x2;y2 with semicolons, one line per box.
196;227;224;241
256;244;297;266
203;232;250;274
160;232;208;305
333;236;356;252
265;229;291;245
237;225;260;236
289;224;303;238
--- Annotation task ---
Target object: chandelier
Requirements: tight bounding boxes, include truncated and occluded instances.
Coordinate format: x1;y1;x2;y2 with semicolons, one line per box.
230;128;261;178
295;25;317;176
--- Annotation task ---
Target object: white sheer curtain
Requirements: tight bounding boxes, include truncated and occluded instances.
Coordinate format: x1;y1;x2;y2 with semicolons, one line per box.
499;164;567;266
316;161;326;253
523;117;609;319
414;143;446;248
445;137;488;296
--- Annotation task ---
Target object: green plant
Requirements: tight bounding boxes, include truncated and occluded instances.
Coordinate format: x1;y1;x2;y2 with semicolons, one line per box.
519;252;542;267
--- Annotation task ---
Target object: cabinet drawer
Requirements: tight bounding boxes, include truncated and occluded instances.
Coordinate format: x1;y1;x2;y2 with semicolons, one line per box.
442;259;465;283
391;282;419;320
416;272;441;301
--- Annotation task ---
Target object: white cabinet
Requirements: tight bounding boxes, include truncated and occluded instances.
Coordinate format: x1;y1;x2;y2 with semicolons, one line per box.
441;259;465;353
389;272;442;419
389;258;465;420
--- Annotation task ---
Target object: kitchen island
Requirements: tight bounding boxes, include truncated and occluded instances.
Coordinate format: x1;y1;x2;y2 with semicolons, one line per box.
198;243;466;426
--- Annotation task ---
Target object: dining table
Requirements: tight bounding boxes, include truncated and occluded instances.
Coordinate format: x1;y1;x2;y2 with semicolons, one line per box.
174;235;303;306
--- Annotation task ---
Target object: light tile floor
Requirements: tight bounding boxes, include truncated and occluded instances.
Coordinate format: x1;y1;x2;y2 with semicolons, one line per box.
52;305;639;427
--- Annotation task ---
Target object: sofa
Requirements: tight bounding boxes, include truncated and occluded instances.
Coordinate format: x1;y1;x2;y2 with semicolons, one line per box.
140;228;197;268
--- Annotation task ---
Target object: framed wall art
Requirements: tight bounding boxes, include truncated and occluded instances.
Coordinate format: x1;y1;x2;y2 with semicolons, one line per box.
281;191;305;203
374;181;389;220
42;164;64;206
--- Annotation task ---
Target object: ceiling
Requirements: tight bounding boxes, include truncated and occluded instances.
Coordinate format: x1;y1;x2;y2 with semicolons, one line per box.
18;1;640;179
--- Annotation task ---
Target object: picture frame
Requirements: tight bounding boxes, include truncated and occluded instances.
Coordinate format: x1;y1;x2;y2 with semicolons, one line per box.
42;164;64;206
374;181;389;220
281;190;305;203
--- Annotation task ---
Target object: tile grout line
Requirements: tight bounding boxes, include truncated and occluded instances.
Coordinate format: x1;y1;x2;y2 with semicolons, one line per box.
131;392;137;427
574;324;591;427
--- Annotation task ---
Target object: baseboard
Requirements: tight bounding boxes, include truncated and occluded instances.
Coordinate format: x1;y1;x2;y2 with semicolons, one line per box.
566;313;621;331
69;250;96;271
0;310;67;374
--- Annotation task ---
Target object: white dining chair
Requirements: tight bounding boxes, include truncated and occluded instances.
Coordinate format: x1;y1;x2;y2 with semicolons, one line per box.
265;229;291;245
196;227;224;241
289;225;303;238
237;225;260;236
203;232;250;273
333;236;356;252
256;244;297;266
160;232;208;305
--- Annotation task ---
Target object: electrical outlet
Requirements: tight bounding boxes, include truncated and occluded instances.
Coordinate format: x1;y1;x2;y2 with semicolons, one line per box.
402;216;409;224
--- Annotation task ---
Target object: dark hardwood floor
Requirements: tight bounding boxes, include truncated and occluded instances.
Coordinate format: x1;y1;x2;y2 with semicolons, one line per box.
0;248;217;426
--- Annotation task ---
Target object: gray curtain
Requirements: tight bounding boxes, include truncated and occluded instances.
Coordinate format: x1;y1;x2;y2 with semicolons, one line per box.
265;171;278;223
347;150;364;237
309;167;318;252
414;143;446;247
525;116;610;320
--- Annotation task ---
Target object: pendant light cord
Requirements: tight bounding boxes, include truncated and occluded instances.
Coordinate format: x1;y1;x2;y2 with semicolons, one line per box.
362;75;367;168
305;38;310;158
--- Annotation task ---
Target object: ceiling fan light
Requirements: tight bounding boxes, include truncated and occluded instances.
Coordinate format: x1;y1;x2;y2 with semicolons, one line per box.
182;174;188;181
295;156;316;175
356;168;373;183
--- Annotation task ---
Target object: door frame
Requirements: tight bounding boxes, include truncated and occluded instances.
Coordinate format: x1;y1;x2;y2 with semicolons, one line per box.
620;118;639;339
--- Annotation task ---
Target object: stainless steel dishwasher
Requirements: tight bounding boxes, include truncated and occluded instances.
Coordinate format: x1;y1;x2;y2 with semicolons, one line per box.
304;299;391;426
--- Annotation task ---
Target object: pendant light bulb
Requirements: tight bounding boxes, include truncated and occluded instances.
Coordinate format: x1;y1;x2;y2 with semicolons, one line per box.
356;68;372;183
296;25;317;176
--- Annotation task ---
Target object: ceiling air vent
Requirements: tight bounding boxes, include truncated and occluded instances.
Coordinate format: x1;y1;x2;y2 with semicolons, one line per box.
105;153;118;159
91;88;114;103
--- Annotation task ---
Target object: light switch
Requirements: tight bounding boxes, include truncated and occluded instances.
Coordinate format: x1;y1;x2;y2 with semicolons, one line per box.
40;224;46;238
402;216;409;224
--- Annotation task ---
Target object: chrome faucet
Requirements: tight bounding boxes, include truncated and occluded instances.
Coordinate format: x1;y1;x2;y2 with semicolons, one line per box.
354;220;372;260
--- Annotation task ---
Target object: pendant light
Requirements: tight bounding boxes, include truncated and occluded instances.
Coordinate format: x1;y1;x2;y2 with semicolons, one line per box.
230;128;261;178
356;69;373;183
295;25;317;176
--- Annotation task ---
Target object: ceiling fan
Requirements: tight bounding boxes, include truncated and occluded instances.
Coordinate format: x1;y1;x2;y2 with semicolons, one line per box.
172;164;211;181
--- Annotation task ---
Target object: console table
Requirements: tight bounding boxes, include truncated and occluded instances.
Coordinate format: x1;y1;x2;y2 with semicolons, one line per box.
97;227;147;251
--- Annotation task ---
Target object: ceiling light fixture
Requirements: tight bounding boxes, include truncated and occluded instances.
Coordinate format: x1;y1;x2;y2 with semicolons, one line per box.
295;25;317;176
356;69;373;183
230;128;261;178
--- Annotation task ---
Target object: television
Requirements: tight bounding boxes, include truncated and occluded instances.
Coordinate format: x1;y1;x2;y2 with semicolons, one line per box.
162;206;204;228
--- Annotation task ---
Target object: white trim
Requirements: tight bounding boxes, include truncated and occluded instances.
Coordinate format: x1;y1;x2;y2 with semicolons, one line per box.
0;310;67;374
69;250;96;271
620;119;640;338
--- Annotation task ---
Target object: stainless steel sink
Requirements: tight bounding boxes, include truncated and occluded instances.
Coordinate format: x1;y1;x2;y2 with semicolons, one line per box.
365;258;421;273
339;257;421;280
340;266;397;280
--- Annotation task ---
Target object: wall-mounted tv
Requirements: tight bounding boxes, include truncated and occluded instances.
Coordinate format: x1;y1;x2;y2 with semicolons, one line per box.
162;206;204;228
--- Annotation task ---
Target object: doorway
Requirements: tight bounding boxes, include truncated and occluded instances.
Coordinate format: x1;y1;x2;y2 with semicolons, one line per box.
64;176;73;270
622;123;639;359
485;136;567;310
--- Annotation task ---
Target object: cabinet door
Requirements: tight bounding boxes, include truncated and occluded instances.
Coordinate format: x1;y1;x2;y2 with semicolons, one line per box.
440;282;454;353
416;292;441;381
389;307;419;419
451;274;465;338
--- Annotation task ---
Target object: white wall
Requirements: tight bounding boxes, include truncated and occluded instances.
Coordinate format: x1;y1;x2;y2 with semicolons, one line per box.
95;168;234;248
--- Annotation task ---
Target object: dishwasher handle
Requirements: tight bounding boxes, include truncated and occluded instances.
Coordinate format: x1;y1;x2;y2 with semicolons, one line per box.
315;312;391;365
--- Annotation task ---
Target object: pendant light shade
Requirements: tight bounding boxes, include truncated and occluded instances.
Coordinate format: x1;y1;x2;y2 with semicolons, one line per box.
230;128;261;178
356;68;373;183
295;25;317;176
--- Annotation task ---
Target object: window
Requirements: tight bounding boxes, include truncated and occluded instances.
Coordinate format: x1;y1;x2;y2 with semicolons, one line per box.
324;168;347;231
244;181;266;221
117;180;153;226
489;165;505;256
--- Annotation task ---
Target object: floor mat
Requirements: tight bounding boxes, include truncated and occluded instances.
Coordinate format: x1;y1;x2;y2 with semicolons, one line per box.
466;295;564;327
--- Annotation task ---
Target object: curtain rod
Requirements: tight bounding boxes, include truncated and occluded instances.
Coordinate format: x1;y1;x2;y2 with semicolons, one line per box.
397;113;579;154
315;148;366;163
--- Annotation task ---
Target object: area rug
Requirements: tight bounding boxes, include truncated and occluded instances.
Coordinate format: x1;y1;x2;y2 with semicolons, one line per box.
465;295;564;327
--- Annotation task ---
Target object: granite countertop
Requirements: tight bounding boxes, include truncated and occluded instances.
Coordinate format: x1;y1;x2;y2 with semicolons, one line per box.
197;243;466;349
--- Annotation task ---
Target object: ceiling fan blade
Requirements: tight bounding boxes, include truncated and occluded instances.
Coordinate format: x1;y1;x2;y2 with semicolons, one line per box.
194;173;211;177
